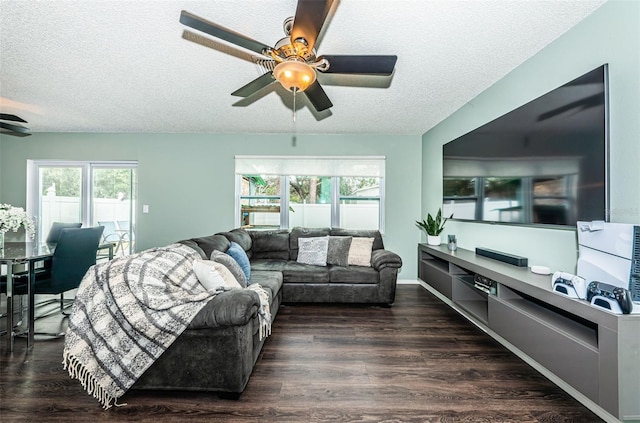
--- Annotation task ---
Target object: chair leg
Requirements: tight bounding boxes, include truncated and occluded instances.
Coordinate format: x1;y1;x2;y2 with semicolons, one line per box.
60;292;71;316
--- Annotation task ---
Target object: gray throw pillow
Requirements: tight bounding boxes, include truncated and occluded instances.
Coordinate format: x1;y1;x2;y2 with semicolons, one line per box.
296;236;329;266
326;236;352;267
211;250;247;287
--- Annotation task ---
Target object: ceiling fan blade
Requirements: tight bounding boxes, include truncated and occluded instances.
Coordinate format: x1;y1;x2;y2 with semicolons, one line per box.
290;0;334;51
304;80;333;112
0;113;28;123
180;10;271;55
0;121;31;135
231;72;276;97
320;55;397;75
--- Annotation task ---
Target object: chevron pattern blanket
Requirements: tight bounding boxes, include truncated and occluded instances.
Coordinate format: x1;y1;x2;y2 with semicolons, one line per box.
62;243;216;409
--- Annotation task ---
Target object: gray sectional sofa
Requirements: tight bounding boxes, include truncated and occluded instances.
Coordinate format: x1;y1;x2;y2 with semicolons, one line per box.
133;227;402;397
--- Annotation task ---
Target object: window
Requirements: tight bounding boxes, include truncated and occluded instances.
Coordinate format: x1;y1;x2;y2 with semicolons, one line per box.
339;176;381;230
235;156;385;231
27;160;138;256
239;175;283;229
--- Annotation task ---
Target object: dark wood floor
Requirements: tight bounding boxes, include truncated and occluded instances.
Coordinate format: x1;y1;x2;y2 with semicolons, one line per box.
1;285;603;422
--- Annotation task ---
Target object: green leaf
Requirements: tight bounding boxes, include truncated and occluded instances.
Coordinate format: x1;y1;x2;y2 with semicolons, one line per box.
416;208;453;236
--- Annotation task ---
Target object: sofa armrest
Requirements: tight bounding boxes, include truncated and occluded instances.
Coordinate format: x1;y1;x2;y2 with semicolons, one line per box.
370;249;403;271
188;289;260;329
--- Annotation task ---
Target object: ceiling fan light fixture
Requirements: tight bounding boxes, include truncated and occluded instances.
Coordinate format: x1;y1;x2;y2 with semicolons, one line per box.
273;60;316;92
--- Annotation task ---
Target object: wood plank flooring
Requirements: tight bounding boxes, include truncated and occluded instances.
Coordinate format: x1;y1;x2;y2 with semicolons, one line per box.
0;285;603;422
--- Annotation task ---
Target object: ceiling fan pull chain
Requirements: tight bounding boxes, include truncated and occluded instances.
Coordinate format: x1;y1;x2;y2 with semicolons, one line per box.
293;87;297;123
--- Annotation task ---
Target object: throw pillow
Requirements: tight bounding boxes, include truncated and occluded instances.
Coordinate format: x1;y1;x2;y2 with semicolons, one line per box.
226;241;251;281
211;250;248;287
348;237;374;267
192;259;242;292
327;236;353;267
296;236;329;266
210;261;243;290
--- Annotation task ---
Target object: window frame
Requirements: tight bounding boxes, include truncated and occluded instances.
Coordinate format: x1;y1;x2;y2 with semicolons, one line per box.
235;157;385;232
27;159;138;247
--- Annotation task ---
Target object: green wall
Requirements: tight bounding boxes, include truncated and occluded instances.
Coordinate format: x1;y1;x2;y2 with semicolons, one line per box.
0;132;422;280
421;0;640;272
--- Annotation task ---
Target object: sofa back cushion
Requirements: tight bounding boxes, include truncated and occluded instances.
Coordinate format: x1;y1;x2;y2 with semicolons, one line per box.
217;228;252;259
249;229;290;260
289;227;331;260
186;234;230;259
178;239;207;259
330;228;384;250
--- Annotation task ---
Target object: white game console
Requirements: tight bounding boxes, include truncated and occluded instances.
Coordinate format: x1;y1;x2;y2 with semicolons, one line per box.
577;220;640;305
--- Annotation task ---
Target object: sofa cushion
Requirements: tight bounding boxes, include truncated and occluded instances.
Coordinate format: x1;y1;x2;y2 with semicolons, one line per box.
189;234;230;258
218;229;252;254
248;270;283;305
348;237;374;267
282;261;330;283
211;250;247;287
326;236;352;267
330;228;384;250
329;265;380;284
178;240;207;259
297;236;329;266
227;241;251;281
249;229;290;260
193;259;242;292
289;227;331;260
250;258;288;272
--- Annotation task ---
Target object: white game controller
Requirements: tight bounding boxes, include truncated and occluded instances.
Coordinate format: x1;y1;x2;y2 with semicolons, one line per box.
552;271;587;300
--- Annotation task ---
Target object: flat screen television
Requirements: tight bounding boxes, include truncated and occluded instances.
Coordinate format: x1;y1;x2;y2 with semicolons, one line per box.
442;64;608;228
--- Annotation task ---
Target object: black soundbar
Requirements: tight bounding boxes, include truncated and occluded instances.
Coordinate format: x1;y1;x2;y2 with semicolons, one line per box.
475;247;528;267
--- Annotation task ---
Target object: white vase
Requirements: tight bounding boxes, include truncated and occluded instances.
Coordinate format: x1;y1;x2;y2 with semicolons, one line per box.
427;235;441;246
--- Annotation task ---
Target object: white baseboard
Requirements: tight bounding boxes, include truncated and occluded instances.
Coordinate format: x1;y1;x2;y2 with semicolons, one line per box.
397;279;420;285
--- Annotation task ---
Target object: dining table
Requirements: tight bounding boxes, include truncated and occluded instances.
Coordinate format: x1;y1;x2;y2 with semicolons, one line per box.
1;241;53;351
1;241;114;352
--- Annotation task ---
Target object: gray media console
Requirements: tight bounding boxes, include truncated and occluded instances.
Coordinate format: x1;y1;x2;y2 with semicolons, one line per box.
417;243;640;423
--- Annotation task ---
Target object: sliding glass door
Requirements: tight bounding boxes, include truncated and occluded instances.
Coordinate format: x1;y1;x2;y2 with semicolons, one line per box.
91;166;136;255
36;165;84;240
28;161;137;256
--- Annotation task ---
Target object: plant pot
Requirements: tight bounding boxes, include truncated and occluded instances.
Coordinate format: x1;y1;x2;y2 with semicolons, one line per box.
427;235;441;246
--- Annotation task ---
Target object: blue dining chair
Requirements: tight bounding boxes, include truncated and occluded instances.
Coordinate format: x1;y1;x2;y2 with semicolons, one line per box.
1;226;104;318
45;221;82;244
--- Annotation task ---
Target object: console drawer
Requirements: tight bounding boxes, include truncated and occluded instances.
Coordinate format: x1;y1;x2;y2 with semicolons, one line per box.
419;260;452;299
489;296;599;402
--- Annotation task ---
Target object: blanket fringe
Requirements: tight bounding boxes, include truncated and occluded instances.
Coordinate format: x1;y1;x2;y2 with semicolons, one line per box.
63;350;119;410
247;284;272;341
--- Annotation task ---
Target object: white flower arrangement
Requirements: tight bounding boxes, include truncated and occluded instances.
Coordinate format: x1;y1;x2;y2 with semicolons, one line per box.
0;203;36;238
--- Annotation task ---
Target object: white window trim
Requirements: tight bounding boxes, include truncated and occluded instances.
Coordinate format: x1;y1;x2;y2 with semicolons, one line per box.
27;159;138;237
235;156;385;232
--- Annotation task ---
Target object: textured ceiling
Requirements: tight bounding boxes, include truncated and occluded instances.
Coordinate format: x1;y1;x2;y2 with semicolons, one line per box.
0;0;606;135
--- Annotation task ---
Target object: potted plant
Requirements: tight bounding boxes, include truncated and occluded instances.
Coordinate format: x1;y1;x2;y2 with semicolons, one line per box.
0;203;36;249
415;208;453;246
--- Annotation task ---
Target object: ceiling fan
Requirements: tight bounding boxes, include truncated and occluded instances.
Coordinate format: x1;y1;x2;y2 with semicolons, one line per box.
180;0;397;113
0;113;31;137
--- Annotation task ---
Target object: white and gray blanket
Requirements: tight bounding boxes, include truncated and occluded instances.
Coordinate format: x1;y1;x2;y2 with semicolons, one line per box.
62;243;217;409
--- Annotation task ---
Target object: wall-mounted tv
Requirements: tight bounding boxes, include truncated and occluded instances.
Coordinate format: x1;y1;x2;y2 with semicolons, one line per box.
442;64;608;228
